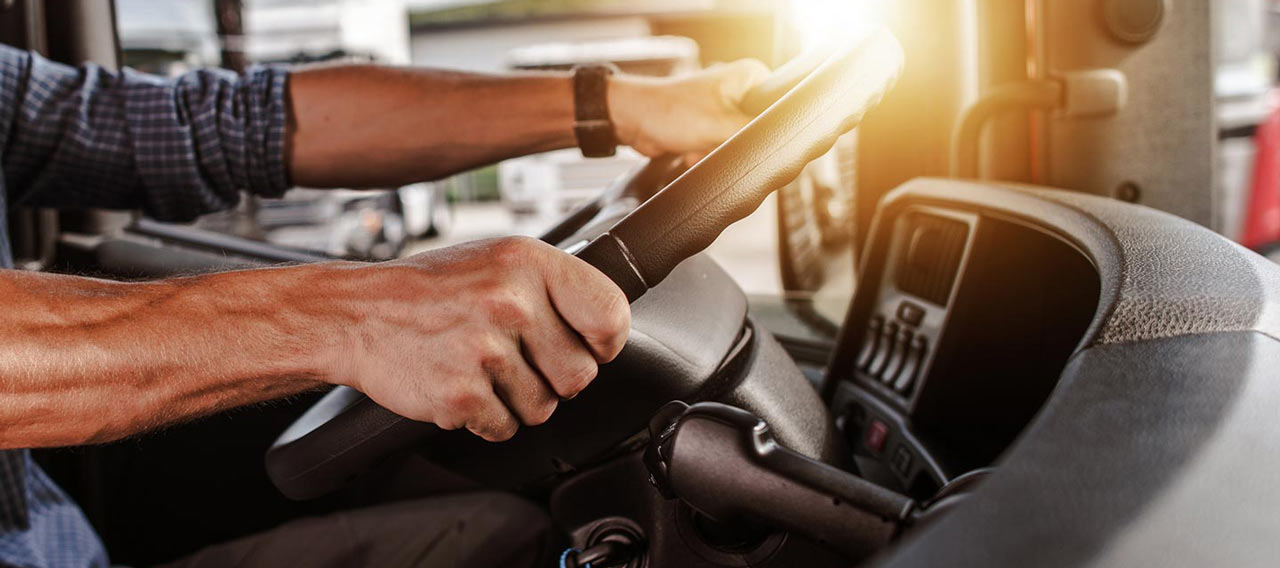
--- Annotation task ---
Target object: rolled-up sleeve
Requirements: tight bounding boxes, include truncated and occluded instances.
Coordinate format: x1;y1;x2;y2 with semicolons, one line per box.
0;44;291;222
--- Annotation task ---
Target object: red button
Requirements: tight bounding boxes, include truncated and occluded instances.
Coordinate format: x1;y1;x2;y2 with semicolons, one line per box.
866;420;889;453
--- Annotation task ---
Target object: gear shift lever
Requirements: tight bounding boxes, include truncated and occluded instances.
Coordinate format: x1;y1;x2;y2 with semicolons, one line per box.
644;401;916;560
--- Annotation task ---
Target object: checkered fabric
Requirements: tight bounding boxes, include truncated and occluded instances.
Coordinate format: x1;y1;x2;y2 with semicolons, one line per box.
0;43;291;567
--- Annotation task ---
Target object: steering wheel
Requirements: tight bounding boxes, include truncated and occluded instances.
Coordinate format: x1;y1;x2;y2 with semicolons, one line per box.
265;29;905;500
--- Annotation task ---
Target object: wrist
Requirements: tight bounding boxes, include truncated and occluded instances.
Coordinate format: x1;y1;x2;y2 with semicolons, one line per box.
606;75;643;149
284;261;370;388
194;262;363;389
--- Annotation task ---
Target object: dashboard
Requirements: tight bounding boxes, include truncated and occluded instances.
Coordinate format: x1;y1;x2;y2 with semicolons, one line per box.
823;201;1101;499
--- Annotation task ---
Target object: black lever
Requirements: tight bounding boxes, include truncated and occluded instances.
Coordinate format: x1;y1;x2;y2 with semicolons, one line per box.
644;401;915;560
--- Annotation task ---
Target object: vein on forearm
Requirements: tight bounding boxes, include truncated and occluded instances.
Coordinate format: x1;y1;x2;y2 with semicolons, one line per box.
0;267;337;448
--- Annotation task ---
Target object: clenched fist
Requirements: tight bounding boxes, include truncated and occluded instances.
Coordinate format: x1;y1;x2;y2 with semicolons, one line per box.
319;236;630;442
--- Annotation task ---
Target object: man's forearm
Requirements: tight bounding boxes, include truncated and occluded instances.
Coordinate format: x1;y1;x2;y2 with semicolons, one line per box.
0;236;631;449
0;266;347;448
286;66;580;188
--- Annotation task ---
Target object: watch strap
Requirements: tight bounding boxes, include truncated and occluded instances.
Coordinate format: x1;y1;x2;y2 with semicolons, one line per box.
573;64;618;158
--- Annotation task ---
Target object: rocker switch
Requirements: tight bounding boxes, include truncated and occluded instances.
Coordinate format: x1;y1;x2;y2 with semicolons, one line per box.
867;322;899;377
893;336;929;394
881;328;913;385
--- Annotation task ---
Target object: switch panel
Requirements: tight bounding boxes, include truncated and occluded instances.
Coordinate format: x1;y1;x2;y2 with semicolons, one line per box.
856;206;975;406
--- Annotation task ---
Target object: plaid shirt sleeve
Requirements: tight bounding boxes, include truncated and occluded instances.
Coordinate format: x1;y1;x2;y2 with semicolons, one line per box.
0;44;291;222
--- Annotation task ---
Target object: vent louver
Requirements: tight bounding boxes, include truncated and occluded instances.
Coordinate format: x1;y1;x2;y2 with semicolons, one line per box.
894;214;968;306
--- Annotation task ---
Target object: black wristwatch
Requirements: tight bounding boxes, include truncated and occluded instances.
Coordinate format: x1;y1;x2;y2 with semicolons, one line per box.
572;63;619;158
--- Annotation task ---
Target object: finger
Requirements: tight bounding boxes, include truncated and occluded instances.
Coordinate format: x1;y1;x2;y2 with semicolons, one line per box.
539;249;631;363
486;349;561;425
519;299;600;399
718;58;772;104
462;384;521;442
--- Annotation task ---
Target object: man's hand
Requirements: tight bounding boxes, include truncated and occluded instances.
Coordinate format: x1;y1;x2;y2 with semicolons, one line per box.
320;237;630;442
608;59;771;165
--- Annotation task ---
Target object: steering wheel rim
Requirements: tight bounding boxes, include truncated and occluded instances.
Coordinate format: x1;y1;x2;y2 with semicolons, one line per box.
266;29;905;500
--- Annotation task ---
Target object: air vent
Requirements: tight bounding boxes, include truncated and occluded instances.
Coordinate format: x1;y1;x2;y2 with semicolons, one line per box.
894;213;969;306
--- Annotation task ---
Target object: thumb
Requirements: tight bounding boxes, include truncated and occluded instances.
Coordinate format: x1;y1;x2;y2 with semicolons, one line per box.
715;58;771;107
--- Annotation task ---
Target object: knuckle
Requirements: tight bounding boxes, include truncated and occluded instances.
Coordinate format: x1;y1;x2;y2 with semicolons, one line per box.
462;328;503;364
482;415;519;442
558;362;598;398
434;414;464;431
493;427;517;442
489;236;542;267
476;352;510;380
529;398;558;426
483;291;531;328
467;424;497;442
603;286;631;328
445;385;485;417
431;399;468;430
584;289;631;358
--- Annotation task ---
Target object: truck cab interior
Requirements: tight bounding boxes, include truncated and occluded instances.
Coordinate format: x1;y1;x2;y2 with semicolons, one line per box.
14;0;1280;567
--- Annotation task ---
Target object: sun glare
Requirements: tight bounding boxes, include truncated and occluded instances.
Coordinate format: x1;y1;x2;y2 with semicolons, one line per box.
787;0;887;48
